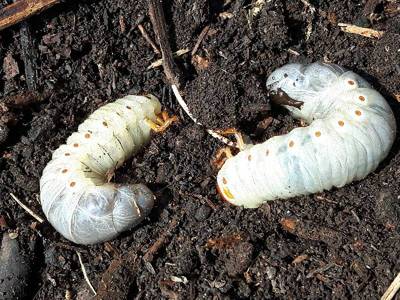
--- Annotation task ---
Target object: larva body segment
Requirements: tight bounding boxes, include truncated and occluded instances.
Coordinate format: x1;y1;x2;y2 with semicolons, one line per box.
217;62;396;208
40;95;161;244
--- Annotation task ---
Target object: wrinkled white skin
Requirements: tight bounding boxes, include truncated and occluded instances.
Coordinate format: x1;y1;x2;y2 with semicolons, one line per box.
217;62;396;208
40;95;161;244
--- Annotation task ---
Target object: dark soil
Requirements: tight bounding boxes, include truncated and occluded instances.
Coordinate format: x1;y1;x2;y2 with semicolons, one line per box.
0;0;400;299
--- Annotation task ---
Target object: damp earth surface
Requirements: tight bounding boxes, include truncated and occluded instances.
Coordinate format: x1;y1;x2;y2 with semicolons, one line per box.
0;0;399;299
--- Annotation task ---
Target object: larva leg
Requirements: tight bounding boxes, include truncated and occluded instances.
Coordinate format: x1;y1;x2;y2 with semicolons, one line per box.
213;128;248;168
145;111;178;133
214;128;246;150
213;147;233;169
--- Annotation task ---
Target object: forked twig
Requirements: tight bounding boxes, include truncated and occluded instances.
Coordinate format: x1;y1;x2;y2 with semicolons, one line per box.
148;0;182;87
147;0;238;148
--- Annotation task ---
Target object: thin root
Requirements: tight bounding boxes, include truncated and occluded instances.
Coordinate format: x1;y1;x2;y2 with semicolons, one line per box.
76;251;97;296
381;272;400;300
10;193;44;223
146;111;178;133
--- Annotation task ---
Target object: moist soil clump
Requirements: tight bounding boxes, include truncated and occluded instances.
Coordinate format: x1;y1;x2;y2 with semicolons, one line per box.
0;0;399;299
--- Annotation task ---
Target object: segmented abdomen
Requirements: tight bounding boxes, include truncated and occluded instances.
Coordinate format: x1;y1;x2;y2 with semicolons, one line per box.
40;95;160;244
217;63;396;208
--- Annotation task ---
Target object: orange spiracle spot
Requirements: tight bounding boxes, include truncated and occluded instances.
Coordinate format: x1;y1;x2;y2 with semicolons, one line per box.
315;131;321;137
61;169;68;173
217;184;235;206
338;120;345;127
348;80;355;85
359;95;365;101
70;182;76;187
289;140;295;147
223;187;234;199
222;177;227;184
73;143;79;148
355;110;362;116
102;121;108;127
84;133;91;139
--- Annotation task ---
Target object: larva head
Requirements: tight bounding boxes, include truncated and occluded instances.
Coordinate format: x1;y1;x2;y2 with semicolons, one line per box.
266;62;344;122
266;63;306;93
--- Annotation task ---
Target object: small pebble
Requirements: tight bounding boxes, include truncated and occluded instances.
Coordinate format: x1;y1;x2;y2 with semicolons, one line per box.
0;123;9;145
195;205;212;221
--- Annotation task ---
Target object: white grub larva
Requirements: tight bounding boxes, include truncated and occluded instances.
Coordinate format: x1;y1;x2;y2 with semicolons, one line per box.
217;62;396;208
40;95;176;244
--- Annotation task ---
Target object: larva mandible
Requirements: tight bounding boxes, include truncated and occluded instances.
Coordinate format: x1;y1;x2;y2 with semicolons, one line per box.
217;62;396;208
40;95;173;244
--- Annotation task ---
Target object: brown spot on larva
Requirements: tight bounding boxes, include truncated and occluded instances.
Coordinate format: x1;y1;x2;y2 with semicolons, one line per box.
126;106;132;110
73;143;79;147
62;169;68;173
266;149;269;156
70;182;76;187
289;140;294;147
102;121;108;127
84;133;91;139
359;95;365;101
355;110;362;116
315;131;321;137
223;177;227;184
248;155;252;161
338;120;345;127
65;153;70;156
348;80;355;85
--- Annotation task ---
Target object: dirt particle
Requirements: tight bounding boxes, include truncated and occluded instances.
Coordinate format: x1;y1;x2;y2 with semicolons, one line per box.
224;241;254;277
3;53;19;80
195;205;212;221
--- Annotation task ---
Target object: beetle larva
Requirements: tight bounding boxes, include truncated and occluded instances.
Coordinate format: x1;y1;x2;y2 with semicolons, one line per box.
40;95;174;244
217;62;396;208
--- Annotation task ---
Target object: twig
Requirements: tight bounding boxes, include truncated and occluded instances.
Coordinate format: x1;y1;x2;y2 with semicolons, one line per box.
143;215;180;263
148;0;182;87
191;25;210;56
338;23;384;39
381;273;400;300
147;48;189;69
138;24;160;55
10;193;44;223
76;251;97;296
19;21;38;90
0;0;60;32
